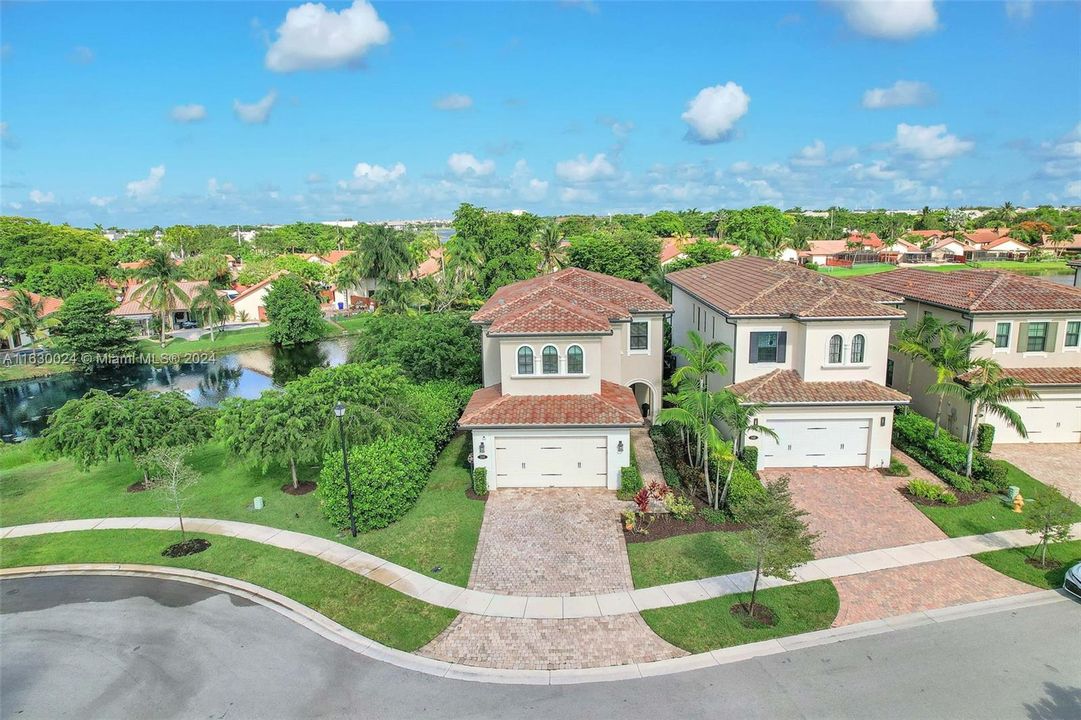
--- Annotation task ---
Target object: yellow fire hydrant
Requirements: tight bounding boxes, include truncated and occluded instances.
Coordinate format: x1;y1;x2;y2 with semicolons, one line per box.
1012;492;1025;513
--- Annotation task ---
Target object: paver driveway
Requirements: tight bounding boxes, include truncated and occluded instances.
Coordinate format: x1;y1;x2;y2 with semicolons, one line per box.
761;456;947;559
992;444;1081;500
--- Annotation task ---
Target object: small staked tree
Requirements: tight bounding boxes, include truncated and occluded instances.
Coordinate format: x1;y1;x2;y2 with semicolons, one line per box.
737;476;818;619
1022;488;1075;568
142;445;200;541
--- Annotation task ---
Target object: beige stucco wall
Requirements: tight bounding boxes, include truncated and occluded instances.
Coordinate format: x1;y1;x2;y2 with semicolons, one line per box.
497;335;603;396
231;284;272;321
801;320;892;383
969;313;1081;369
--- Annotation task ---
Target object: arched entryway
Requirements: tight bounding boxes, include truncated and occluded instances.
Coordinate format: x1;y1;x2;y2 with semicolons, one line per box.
628;380;656;422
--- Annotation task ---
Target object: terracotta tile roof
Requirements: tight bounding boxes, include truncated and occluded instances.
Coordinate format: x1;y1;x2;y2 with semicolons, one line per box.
853;268;1081;313
957;366;1081;386
473;267;670;335
908;230;945;239
666;256;905;319
112;280;210;316
660;236;691;264
321;250;354;264
846;232;883;249
230;271;286;304
983;236;1031;251
1041;235;1081;252
965;228;1010;245
800;239;849;257
416;247;444;278
728;369;910;405
930;236;974;252
0;289;62;317
459;380;644;427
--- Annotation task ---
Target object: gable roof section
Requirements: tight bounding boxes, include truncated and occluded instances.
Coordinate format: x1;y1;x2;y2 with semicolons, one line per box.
729;369;910;405
473;267;671;335
666;256;905;319
459;380;644;427
230;271;286;305
800;239;848;257
853;268;1081;314
0;289;62;317
983;236;1031;251
112;280;210;316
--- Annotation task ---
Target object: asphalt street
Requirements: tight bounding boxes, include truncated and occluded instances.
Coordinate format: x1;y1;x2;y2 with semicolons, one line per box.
1;575;1078;720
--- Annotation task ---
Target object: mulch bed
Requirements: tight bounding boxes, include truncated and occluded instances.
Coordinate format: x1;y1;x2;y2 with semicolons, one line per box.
899;487;988;508
623;513;746;543
126;481;148;493
465;488;488;502
162;538;211;557
730;602;776;627
1025;557;1061;570
281;481;317;496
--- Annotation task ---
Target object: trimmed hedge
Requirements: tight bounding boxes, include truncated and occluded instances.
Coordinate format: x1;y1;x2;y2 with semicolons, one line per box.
740;445;759;472
617;466;643;500
892;410;1007;494
976;423;995;453
472;467;488;495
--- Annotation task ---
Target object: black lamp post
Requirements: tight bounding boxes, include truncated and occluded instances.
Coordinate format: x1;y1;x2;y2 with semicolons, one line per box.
334;402;358;537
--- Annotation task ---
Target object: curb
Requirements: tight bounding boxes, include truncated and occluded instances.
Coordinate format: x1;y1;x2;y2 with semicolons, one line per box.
0;564;1069;685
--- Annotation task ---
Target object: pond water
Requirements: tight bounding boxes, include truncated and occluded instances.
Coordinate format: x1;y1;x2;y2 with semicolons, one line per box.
0;337;353;442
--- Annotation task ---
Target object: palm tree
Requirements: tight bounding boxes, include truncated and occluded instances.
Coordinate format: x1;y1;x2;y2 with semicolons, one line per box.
657;389;727;507
717;392;777;509
644;266;671;301
0;289;47;348
929;359;1039;478
407;230;440;279
190;285;234;342
444;232;483;287
999;201;1016;226
374;281;424;315
535;223;566;274
131;247;189;348
671;330;730;393
892;315;945;393
335;252;369;299
927;328;991;436
354;224;414;287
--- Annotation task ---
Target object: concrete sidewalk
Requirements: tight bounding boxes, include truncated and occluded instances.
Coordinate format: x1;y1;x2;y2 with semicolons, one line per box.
4;516;1077;619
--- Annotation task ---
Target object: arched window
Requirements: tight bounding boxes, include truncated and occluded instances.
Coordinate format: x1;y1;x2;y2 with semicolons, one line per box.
517;346;534;375
828;335;843;364
542;345;559;374
567;345;584;374
850;334;865;364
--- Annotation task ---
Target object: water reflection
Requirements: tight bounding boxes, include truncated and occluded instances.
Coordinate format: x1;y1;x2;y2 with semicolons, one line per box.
0;337;352;442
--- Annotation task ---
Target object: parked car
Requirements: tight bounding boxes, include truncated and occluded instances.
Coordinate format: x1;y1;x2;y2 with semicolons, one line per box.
1065;562;1081;601
176;319;198;330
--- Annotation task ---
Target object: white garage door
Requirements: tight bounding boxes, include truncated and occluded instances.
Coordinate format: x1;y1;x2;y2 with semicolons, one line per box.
993;398;1081;444
494;436;607;487
760;418;871;468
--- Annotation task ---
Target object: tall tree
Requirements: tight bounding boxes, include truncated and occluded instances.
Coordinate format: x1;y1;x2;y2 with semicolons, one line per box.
131;247;190;348
190;284;234;341
671;330;730;392
264;275;324;347
657;388;727;507
218;391;312;490
535;222;566;274
49;289;136;369
892;315;946;393
926;328;991;436
0;288;48;348
354;224;415;285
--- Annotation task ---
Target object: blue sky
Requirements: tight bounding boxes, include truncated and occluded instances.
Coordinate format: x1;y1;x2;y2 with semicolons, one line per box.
1;0;1079;226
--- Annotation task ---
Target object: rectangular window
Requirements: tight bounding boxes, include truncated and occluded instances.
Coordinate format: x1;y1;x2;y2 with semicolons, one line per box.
994;322;1010;349
1066;321;1080;348
755;332;779;363
1026;322;1048;352
630;321;649;351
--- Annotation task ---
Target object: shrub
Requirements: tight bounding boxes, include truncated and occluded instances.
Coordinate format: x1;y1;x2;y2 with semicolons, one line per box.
725;460;767;518
617;466;643;501
472;467;487;495
980;459;1010;493
400;380;473;450
892;410;990;493
976;423;995;453
699;507;728;525
740;445;759;472
906;478;959;506
318;434;435;532
885;456;910;477
348;312;482;384
664;492;697;521
649;424;683;488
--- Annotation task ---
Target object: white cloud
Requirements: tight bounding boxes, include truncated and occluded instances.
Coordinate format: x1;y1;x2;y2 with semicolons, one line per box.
1005;1;1033;22
339;161;407;191
828;0;938;40
171;104;207;123
511;159;549;202
434;93;473;111
895;123;974;161
1034;123;1081;178
8;201;22;210
88;195;115;207
736;178;781;201
560;187;599;204
29;189;56;205
791;139;828;167
447;152;495;177
207;177;237;197
862;80;935;109
1066;180;1081;199
848;160;900;181
681;82;750;143
233;91;277;124
729;160;753;174
306;172;325;184
126;164;166;199
265;0;390;72
598;115;634;139
555;153;616;182
69;45;94;64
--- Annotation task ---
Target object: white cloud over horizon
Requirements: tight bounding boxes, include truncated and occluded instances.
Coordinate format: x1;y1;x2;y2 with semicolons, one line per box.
828;0;939;40
447;152;495;177
126;165;166;199
681;82;750;144
555;153;616;182
171;104;207;123
233;91;277;124
862;80;935;109
894;123;974;161
265;0;390;72
434;94;473;111
29;189;56;205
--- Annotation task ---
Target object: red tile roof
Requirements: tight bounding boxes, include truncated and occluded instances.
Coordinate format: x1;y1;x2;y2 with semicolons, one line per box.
853;268;1081;313
728;369;910;405
660;236;691;264
230;271;286;304
983;236;1031;251
964;228;1010;245
800;239;849;257
957;366;1081;386
459;380;644;427
0;289;62;317
846;232;883;249
321;250;354;264
473;267;670;335
416;247;444;278
908;230;945;239
666;256;905;319
112;280;211;316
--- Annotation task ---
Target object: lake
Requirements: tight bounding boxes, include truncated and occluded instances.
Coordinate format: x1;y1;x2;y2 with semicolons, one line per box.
0;337;353;442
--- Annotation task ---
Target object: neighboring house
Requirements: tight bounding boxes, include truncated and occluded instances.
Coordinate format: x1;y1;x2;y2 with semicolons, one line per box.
929;236;973;261
979;236;1032;258
230;272;285;322
660;237;690;266
0;289;62;350
1041;233;1081;257
667;257;910;469
799;239;849;266
111;280;210;336
462;268;672;490
1069;258;1081;288
856;268;1081;444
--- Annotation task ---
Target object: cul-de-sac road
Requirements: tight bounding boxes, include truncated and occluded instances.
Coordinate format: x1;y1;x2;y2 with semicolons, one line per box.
2;575;1078;720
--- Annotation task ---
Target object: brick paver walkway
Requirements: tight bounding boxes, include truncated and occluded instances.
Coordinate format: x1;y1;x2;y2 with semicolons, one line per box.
992;444;1081;500
762;461;947;558
419;614;686;670
832;557;1037;626
468;488;633;596
631;427;665;487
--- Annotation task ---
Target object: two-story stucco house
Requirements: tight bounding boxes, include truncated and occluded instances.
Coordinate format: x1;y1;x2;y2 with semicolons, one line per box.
462;268;671;490
856;268;1081;444
667;257;910;469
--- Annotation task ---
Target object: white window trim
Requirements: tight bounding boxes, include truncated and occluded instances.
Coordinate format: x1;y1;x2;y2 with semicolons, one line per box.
628;318;650;355
825;334;845;366
1064;321;1081;350
540;344;560;375
515;344;536;375
566;344;586;374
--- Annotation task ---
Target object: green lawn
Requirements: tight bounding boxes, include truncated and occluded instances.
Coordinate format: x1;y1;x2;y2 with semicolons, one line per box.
0;361;76;383
641;580;839;654
0;529;458;651
817;263;897;278
333;315;373;332
817;260;1071;280
972;540;1081;590
627;530;752;588
915;462;1081;538
0;433;485;586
